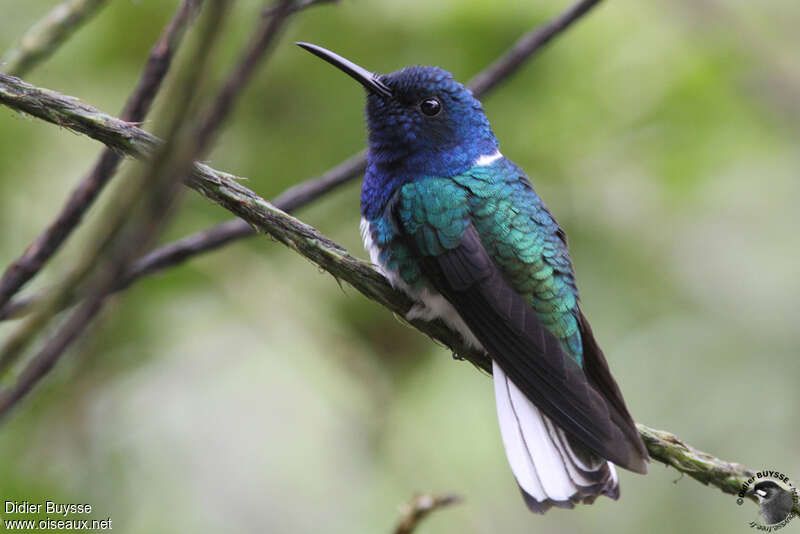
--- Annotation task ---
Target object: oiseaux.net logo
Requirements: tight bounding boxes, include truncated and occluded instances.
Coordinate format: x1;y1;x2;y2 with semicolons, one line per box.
737;470;799;531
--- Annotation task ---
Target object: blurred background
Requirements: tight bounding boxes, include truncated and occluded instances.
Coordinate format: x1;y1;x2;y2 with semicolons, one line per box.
1;0;798;532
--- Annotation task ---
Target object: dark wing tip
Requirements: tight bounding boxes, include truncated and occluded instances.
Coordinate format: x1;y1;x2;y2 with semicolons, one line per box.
518;481;621;514
578;310;650;475
624;453;649;475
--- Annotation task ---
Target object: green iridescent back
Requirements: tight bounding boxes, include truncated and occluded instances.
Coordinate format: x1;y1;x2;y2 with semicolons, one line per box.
372;158;584;366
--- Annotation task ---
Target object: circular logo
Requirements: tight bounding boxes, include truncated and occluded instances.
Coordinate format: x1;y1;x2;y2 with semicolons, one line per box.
737;470;799;529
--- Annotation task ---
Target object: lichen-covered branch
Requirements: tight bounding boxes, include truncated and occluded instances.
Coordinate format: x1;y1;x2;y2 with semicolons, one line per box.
638;425;752;495
0;0;110;77
185;159;485;367
0;74;160;154
639;426;799;514
0;74;785;509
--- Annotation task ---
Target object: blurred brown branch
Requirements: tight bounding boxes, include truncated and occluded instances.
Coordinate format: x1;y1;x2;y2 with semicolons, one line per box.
0;150;368;321
0;0;203;317
0;0;606;322
0;0;236;416
0;0;110;77
0;0;339;320
392;494;462;534
194;0;294;153
262;0;337;17
0;219;252;321
0;0;329;418
467;0;602;96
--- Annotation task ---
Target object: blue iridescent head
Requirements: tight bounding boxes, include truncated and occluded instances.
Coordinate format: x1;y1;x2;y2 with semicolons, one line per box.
366;66;498;173
297;43;499;218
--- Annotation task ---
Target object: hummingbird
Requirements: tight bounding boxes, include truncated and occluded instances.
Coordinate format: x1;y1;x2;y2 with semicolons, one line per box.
297;42;649;513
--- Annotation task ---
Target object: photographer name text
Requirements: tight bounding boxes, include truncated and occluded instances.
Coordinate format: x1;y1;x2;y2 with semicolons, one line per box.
2;501;111;531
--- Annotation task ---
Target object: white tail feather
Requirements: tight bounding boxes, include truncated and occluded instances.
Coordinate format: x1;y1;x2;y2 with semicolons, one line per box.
505;372;574;500
493;361;618;510
493;360;547;501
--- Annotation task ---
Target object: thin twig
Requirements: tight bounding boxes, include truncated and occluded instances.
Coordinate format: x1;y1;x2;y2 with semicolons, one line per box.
0;0;606;321
0;0;110;77
0;0;203;314
262;0;337;17
392;494;462;534
121;0;204;122
0;68;792;515
0;288;45;321
0;220;253;321
194;0;294;154
467;0;603;97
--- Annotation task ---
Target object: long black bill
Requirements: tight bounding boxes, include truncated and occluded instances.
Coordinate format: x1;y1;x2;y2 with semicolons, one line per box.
296;42;392;98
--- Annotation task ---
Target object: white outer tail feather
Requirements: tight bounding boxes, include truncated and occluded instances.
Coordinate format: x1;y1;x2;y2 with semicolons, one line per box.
493;361;618;511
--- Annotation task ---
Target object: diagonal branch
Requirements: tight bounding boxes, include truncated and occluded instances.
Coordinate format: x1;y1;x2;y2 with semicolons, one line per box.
0;71;794;516
0;150;370;321
0;0;319;415
467;0;602;96
0;0;233;399
0;0;110;77
0;0;341;320
262;0;337;17
0;0;203;313
0;149;369;320
0;0;605;321
193;0;294;155
0;220;253;321
0;70;481;361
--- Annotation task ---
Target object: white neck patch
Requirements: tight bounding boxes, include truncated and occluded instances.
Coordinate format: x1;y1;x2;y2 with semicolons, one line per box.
474;150;502;166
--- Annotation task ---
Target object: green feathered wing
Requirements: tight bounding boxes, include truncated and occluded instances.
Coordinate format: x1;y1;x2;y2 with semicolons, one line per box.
392;161;647;474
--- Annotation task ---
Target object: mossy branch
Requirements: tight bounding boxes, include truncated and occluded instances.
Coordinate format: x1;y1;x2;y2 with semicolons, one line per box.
0;72;793;515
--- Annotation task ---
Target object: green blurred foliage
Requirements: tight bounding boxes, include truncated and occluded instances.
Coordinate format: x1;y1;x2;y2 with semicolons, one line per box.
0;0;798;533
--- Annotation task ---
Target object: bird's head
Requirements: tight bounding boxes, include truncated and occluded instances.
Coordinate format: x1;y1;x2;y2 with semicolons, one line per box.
751;481;787;501
297;43;498;180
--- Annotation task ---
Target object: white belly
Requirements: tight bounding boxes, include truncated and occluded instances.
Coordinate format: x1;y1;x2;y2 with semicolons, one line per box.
360;217;482;350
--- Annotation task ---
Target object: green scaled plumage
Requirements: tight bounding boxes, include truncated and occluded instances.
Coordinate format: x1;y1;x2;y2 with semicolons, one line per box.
391;157;584;365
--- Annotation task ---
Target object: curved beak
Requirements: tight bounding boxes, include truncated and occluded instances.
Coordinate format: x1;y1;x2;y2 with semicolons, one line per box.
296;42;392;98
745;487;766;499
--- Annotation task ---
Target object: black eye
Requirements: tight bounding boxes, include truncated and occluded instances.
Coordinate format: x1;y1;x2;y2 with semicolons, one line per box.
420;97;441;116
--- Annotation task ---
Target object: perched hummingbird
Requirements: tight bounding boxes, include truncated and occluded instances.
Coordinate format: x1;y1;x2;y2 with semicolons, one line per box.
297;42;648;513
